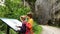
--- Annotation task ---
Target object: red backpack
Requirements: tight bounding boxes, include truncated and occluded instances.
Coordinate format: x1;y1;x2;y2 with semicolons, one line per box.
26;23;32;29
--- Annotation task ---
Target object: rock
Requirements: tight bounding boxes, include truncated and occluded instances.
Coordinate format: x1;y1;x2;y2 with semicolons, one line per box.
35;0;60;24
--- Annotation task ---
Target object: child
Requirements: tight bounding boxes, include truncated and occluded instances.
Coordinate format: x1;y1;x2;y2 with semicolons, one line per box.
16;16;27;34
26;13;34;34
20;16;27;34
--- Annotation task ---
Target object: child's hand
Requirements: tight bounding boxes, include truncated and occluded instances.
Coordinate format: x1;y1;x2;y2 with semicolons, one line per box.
17;28;21;30
16;25;21;31
16;24;20;27
16;24;22;28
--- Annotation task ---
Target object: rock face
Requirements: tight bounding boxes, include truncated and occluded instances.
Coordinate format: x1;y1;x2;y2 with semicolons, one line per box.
35;0;60;24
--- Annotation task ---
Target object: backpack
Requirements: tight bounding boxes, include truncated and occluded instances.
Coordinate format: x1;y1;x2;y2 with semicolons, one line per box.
26;23;32;29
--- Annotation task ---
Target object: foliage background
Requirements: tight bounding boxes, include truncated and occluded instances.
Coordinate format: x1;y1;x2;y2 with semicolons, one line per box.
0;0;30;34
0;0;42;34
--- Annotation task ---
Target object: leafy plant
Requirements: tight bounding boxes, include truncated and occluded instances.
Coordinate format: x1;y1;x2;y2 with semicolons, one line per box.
33;22;42;34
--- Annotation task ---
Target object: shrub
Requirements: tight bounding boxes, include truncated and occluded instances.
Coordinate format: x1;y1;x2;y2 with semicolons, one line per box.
33;22;42;34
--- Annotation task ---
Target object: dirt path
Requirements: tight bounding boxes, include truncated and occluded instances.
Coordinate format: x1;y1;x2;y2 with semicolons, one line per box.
41;25;60;34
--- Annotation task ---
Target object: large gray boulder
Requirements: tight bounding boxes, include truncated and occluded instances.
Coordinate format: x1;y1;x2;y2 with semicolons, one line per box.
35;0;60;24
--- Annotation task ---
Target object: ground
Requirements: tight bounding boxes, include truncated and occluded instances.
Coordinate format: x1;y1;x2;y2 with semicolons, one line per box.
41;25;60;34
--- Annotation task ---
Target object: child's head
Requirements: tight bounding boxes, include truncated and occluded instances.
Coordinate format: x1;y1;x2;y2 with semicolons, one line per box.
20;16;26;22
27;13;33;19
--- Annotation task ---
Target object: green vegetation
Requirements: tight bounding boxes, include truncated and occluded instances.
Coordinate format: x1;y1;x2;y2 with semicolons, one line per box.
33;22;42;34
0;31;5;34
10;29;17;34
0;0;30;19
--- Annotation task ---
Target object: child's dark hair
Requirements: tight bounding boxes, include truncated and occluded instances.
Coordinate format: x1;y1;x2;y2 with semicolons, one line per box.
27;13;32;18
21;17;25;21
